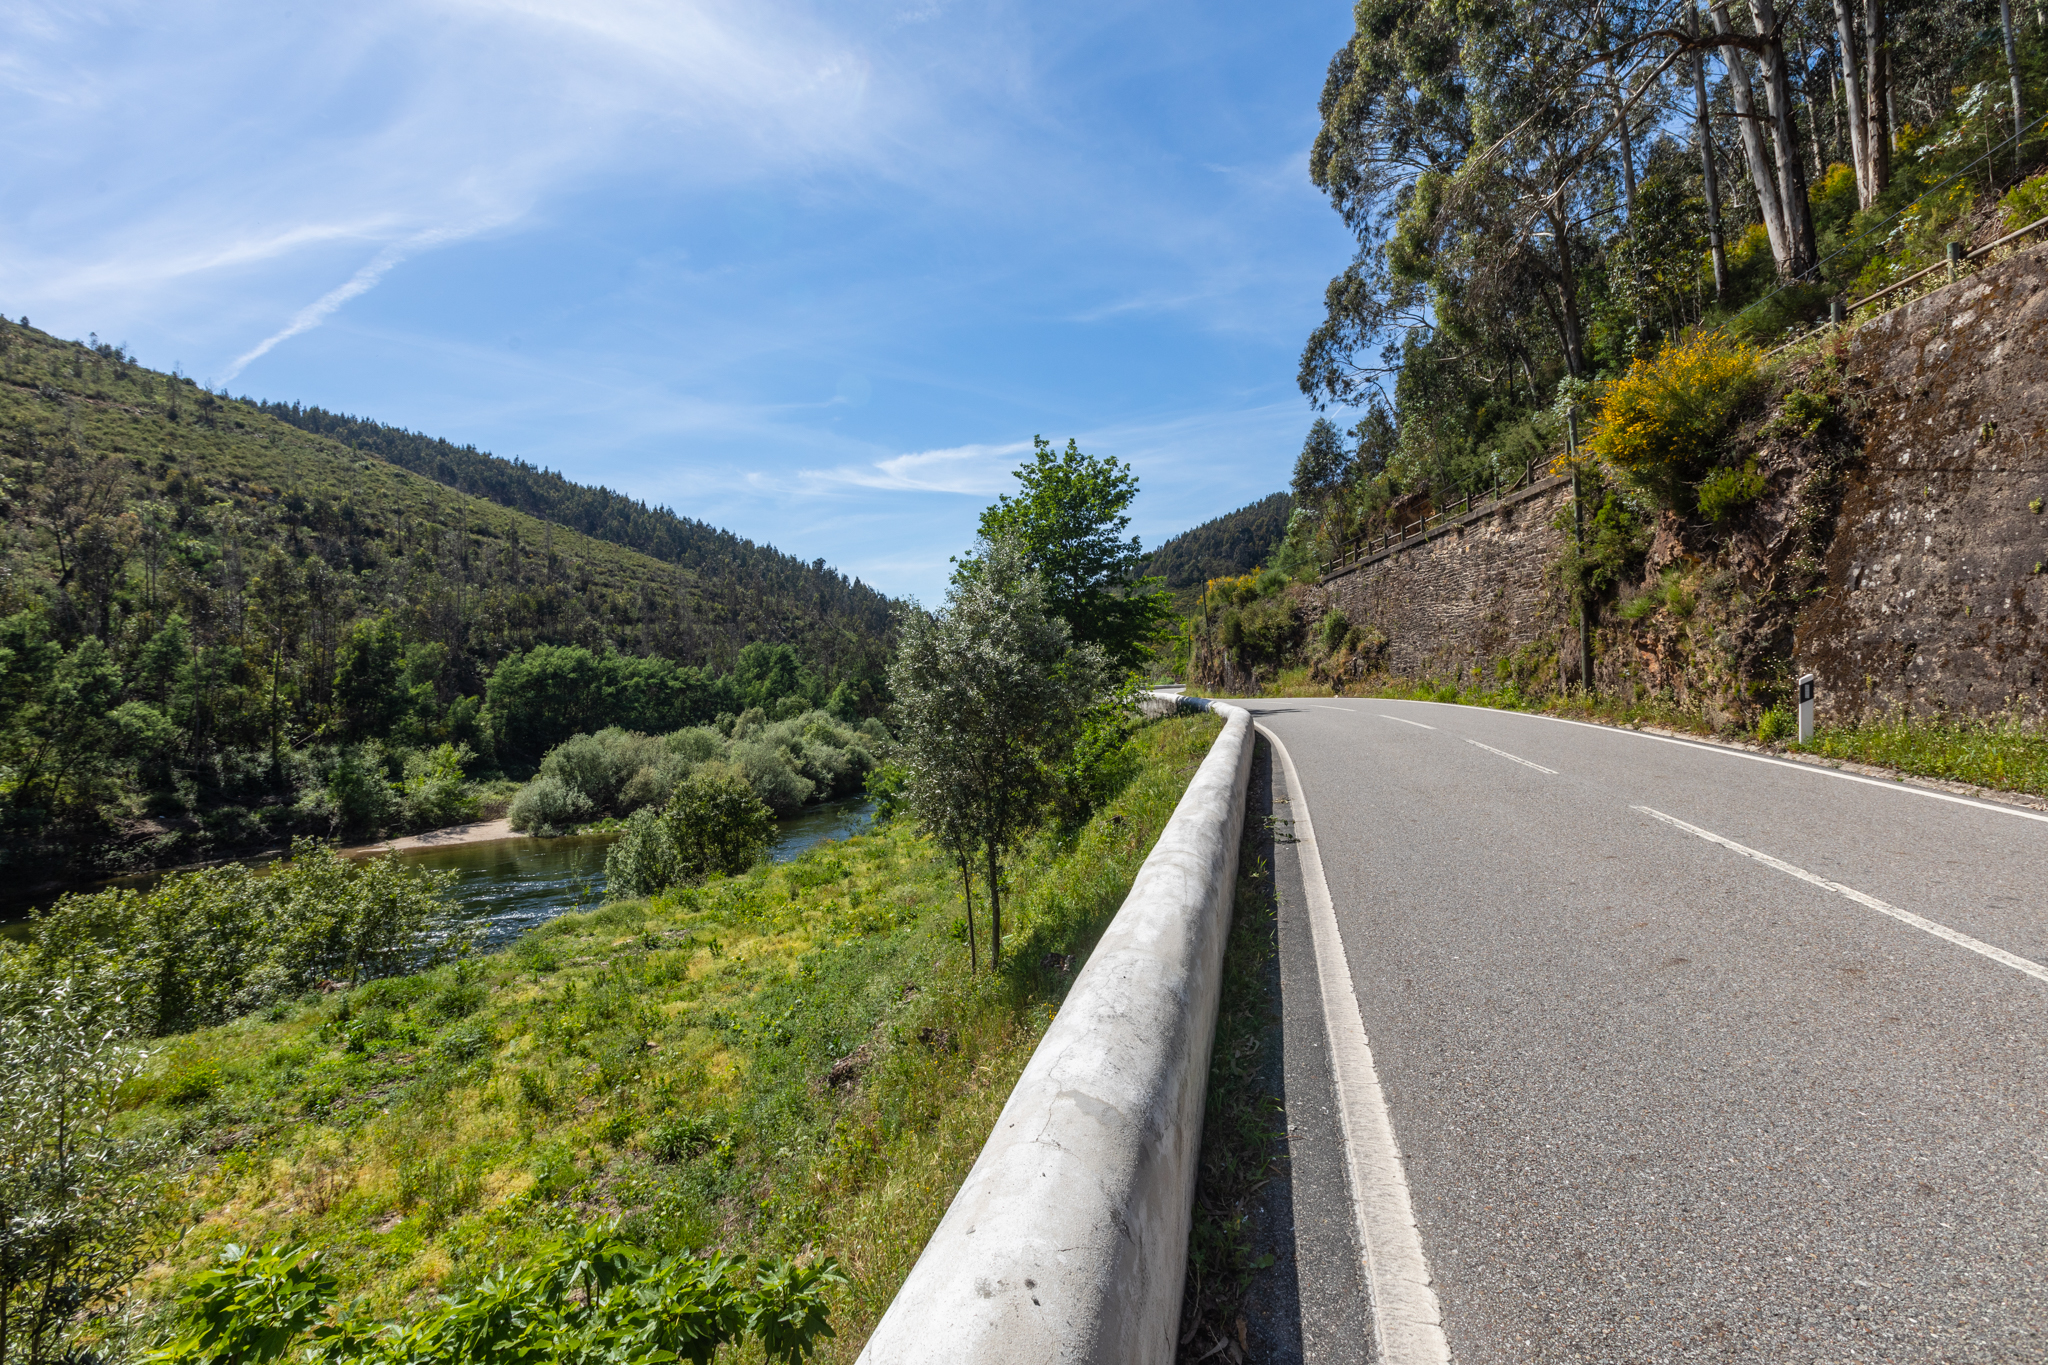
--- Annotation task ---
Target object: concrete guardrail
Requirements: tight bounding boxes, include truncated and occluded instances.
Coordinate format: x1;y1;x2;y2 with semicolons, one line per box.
857;696;1254;1364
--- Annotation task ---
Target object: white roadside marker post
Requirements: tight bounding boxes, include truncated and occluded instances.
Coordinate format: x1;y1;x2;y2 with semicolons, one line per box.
1797;672;1816;744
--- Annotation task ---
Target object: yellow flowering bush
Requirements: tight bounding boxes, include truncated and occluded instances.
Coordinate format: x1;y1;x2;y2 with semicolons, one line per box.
1586;330;1764;509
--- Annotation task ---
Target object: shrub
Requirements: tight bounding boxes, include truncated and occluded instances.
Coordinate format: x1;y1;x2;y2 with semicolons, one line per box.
18;841;459;1034
729;741;813;814
603;767;776;899
322;749;395;835
2001;172;2048;234
1588;331;1765;509
1696;459;1767;524
1317;609;1350;654
507;774;594;835
540;728;669;815
398;743;477;828
1755;707;1794;743
1;980;169;1365
149;1227;845;1365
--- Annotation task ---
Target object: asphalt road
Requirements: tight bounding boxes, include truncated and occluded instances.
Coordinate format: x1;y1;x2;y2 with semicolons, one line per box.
1241;697;2048;1364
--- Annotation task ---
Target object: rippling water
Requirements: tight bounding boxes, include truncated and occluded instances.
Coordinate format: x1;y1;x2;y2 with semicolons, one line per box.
5;798;876;948
407;798;875;948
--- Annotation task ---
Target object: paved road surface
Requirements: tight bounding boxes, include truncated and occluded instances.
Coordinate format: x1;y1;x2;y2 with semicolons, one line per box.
1241;697;2047;1363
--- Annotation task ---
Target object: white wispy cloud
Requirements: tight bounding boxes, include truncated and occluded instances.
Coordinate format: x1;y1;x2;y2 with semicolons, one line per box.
789;441;1031;494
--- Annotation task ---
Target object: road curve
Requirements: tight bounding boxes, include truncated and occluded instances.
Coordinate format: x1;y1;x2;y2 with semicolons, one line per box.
1244;697;2048;1363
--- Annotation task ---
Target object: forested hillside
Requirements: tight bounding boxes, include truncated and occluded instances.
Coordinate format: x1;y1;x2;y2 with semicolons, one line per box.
0;319;893;879
255;402;888;641
1142;492;1292;588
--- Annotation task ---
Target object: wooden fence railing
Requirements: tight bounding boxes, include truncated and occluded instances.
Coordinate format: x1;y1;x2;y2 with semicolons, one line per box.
1323;458;1554;575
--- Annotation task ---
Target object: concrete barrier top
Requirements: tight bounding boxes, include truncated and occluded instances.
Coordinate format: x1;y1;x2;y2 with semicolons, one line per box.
857;696;1253;1364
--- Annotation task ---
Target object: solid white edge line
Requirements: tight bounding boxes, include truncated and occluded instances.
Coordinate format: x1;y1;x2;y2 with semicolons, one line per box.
1634;804;2048;985
1258;722;1451;1365
1461;738;1558;775
1378;714;1436;730
1360;698;2048;828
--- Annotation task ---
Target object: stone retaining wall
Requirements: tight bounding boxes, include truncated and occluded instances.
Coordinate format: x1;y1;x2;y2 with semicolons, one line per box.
1307;478;1576;687
1797;242;2048;723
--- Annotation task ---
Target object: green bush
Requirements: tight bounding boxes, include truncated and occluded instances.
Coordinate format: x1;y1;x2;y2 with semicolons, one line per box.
511;711;882;831
1696;459;1767;524
149;1227;846;1365
1317;609;1351;654
398;743;478;828
1755;707;1794;743
507;775;594;835
540;728;671;815
2001;172;2048;233
321;750;394;835
603;767;776;900
14;841;459;1034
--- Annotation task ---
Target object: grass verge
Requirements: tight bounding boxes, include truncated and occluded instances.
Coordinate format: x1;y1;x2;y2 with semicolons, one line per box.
95;712;1224;1362
1176;737;1285;1363
1790;712;2048;796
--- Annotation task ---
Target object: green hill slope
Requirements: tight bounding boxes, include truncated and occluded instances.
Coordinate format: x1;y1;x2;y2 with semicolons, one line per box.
0;320;893;878
253;401;889;641
1144;491;1293;588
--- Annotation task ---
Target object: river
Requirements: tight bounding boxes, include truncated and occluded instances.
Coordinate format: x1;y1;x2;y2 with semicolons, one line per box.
3;798;876;948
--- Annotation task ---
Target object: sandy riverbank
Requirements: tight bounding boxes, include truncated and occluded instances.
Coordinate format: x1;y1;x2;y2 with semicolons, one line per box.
341;817;524;857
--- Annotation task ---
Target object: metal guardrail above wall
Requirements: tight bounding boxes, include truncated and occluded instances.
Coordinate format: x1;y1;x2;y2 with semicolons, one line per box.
856;698;1255;1365
1766;213;2048;358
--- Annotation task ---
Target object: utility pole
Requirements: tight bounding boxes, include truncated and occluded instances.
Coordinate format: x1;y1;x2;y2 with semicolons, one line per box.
1568;414;1596;696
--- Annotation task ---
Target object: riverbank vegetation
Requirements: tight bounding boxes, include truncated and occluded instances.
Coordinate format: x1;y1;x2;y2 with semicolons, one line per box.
508;710;886;837
14;711;1219;1364
0;320;890;882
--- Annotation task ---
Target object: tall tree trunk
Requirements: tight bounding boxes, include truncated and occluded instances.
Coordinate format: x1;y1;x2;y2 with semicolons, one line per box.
1543;196;1589;376
1797;31;1824;180
1999;0;2025;177
1747;0;1819;276
1863;0;1891;195
1692;8;1730;299
1832;0;1874;206
985;843;1003;968
959;854;977;974
1608;51;1639;221
1711;4;1793;265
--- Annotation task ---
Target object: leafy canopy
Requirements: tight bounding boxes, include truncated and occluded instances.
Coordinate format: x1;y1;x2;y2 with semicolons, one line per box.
975;437;1171;668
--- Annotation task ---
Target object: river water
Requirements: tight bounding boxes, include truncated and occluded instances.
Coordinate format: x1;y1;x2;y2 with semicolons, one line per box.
410;798;875;947
4;798;875;949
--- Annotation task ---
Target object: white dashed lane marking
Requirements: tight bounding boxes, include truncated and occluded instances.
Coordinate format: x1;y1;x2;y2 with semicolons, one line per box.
1635;804;2048;985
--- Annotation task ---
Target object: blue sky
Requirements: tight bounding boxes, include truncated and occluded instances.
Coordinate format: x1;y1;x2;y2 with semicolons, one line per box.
4;0;1360;602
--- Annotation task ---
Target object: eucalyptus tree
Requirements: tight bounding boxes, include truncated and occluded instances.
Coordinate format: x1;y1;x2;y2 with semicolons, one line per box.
888;537;1109;970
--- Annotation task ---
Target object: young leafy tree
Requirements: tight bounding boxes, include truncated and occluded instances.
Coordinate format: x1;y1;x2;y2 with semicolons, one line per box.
974;437;1172;669
889;536;1109;968
0;978;169;1365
